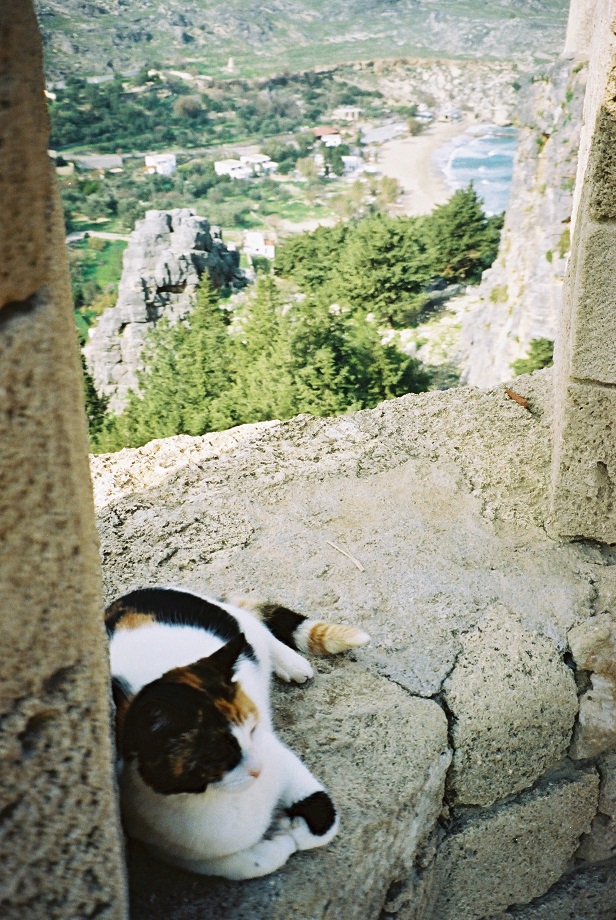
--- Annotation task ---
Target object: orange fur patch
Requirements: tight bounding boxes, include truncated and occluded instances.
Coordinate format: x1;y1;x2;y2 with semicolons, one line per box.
308;621;369;655
114;610;156;631
215;686;258;725
165;667;206;691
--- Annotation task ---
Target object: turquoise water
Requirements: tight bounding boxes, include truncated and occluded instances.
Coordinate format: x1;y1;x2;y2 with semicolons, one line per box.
434;126;518;216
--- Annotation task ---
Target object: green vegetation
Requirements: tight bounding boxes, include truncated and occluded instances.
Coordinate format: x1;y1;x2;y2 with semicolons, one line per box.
511;338;554;376
489;284;508;304
68;237;127;342
49;71;382;153
275;186;503;326
93;275;431;452
557;227;571;258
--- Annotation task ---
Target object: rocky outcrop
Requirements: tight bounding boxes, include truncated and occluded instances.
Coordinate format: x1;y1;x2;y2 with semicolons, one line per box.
83;208;242;413
458;57;587;387
91;369;616;919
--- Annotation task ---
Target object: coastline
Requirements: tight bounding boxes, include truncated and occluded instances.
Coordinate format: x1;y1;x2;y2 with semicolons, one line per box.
377;119;472;216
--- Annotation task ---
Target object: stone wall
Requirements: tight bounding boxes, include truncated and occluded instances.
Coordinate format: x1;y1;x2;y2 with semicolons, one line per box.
551;0;616;540
0;4;127;917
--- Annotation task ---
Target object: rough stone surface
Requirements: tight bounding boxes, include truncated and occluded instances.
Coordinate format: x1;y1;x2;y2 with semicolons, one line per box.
90;369;606;917
1;3;128;917
577;751;616;863
551;0;616;542
551;381;616;541
83;209;243;412
127;664;450;920
497;858;616;919
91;372;595;702
431;768;599;920
569;612;616;759
0;4;52;306
567;221;616;384
443;610;578;806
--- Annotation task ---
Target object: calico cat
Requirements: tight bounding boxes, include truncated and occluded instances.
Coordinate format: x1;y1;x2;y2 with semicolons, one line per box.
105;586;370;879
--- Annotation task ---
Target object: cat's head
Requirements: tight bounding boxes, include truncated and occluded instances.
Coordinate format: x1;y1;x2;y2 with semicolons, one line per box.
120;633;262;795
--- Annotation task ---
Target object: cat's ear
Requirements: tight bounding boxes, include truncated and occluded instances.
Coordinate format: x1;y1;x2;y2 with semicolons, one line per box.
207;632;248;680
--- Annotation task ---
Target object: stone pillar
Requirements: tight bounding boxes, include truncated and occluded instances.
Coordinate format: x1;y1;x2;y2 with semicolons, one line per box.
563;0;601;57
0;4;128;917
551;0;616;541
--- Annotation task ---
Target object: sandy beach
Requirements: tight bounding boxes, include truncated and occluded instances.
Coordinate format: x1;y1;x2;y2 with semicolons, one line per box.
378;119;472;216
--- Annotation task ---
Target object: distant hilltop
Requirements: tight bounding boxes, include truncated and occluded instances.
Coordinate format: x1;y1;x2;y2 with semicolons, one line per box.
35;0;570;81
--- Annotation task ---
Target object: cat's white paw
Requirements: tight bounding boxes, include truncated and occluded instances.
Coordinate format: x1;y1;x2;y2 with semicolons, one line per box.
272;643;314;683
288;815;337;850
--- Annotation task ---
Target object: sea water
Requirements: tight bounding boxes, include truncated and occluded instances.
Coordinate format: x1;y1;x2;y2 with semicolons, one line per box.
434;126;518;216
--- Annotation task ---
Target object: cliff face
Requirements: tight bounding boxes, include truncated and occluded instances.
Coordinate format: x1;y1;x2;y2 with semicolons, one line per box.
458;57;587;387
83;208;242;413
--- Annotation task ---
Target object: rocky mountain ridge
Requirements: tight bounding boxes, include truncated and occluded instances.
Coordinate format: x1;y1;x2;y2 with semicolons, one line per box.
35;0;569;80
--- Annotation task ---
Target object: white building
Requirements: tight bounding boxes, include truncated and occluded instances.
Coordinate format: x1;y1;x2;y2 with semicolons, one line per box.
341;154;364;175
332;105;362;122
214;159;252;179
144;153;177;176
240;154;278;175
244;230;276;260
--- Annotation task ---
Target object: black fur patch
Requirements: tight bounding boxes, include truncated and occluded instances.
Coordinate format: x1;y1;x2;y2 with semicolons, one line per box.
259;603;307;651
123;679;241;795
287;791;336;836
111;675;132;710
105;588;256;661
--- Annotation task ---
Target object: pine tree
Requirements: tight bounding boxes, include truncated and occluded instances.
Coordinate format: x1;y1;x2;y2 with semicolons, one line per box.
230;276;297;423
81;354;109;450
424;185;503;283
96;277;236;451
333;213;433;326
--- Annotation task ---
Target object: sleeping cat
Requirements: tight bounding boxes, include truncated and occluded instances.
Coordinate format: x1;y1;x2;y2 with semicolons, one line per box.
105;586;370;879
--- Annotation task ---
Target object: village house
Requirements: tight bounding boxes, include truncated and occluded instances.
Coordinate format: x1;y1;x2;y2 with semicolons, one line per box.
239;153;278;175
243;230;276;260
144;153;177;176
332;105;362;121
215;154;277;180
313;126;343;147
214;158;252;179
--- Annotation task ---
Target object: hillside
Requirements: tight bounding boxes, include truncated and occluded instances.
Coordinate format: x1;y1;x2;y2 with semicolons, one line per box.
36;0;569;81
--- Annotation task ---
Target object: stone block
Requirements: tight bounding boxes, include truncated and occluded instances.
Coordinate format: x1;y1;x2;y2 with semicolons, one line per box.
551;381;616;542
443;610;578;806
598;751;616;816
569;612;616;759
0;5;52;306
0;4;128;915
587;103;616;222
431;768;599;920
564;221;616;384
576;811;616;862
495;858;616;919
127;660;451;920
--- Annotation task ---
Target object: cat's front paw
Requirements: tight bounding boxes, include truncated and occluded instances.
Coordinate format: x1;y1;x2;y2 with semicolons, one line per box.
287;791;339;850
273;644;314;683
288;814;338;850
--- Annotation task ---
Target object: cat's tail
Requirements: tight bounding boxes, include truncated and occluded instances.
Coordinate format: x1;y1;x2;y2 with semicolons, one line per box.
229;598;370;656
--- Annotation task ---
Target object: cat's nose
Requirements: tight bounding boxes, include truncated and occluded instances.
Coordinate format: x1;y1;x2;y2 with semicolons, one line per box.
248;764;262;778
